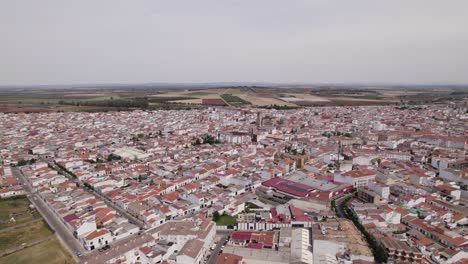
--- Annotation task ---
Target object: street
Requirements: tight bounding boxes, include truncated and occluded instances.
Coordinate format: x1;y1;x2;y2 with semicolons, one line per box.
12;167;85;261
82;233;153;264
50;162;146;229
207;234;229;264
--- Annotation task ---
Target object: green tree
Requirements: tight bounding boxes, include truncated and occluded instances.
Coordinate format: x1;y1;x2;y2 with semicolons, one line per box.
17;159;28;166
213;211;220;222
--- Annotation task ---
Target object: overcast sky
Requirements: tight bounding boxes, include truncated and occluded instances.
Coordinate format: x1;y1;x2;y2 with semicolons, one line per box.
1;0;467;86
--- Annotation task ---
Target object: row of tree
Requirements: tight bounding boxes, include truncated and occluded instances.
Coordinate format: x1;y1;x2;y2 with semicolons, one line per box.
58;99;149;108
321;131;352;138
55;162;77;178
257;104;299;110
339;198;388;263
17;158;36;166
192;134;220;145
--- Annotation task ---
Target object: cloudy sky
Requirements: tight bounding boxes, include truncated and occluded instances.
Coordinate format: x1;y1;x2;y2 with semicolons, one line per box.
1;0;467;85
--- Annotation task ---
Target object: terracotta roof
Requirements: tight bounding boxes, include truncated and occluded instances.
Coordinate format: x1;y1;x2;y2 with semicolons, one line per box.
216;253;243;264
85;229;108;240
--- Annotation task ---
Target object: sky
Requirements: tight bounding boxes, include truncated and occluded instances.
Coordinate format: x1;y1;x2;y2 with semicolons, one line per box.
1;0;468;86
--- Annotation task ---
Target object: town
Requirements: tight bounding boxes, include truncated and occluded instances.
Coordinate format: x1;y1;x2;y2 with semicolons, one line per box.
0;103;467;264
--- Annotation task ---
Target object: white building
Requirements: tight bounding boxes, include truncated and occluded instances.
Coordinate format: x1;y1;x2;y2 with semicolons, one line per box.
334;169;376;188
290;228;313;264
368;181;390;200
82;229;112;250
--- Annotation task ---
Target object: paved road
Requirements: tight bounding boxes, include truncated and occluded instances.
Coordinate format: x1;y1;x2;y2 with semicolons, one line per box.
89;187;146;229
82;233;153;264
50;162;146;229
207;234;229;264
13;167;84;261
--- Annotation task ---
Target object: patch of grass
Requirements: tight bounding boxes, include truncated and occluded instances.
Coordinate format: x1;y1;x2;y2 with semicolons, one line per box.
0;237;73;264
0;196;40;230
0;220;54;252
215;215;237;226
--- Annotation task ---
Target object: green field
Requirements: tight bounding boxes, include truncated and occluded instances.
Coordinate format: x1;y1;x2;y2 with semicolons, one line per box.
220;94;251;105
215;215;237;226
0;196;41;230
0;237;73;264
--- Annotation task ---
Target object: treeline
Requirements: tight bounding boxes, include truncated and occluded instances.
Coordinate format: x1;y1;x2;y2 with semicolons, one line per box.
58;99;149;108
321;131;352;138
55;162;77;178
17;158;36;166
340;200;388;263
257;104;299;110
193;134;220;145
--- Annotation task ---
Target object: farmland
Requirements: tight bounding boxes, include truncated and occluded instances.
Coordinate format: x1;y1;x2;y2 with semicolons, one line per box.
0;220;54;252
0;196;72;263
0;85;466;112
0;195;41;229
0;237;73;264
220;94;251;105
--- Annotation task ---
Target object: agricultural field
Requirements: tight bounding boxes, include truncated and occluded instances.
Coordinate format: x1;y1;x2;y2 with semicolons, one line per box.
0;196;72;263
0;220;54;252
0;85;465;112
0;196;41;229
220;94;251;105
148;96;198;103
0;237;73;264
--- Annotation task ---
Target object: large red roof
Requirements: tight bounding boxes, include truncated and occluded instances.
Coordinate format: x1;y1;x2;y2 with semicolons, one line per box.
262;177;315;197
231;231;252;242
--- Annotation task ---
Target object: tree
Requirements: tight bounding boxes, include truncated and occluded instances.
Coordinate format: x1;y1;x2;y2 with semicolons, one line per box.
17;159;28;166
107;154;121;161
417;211;426;219
213;211;220;221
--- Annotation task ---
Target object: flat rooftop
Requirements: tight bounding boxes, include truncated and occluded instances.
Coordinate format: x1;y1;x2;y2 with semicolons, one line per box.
262;177;315;197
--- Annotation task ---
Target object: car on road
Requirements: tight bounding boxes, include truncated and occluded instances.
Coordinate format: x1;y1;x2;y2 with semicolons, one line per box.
75;251;82;257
